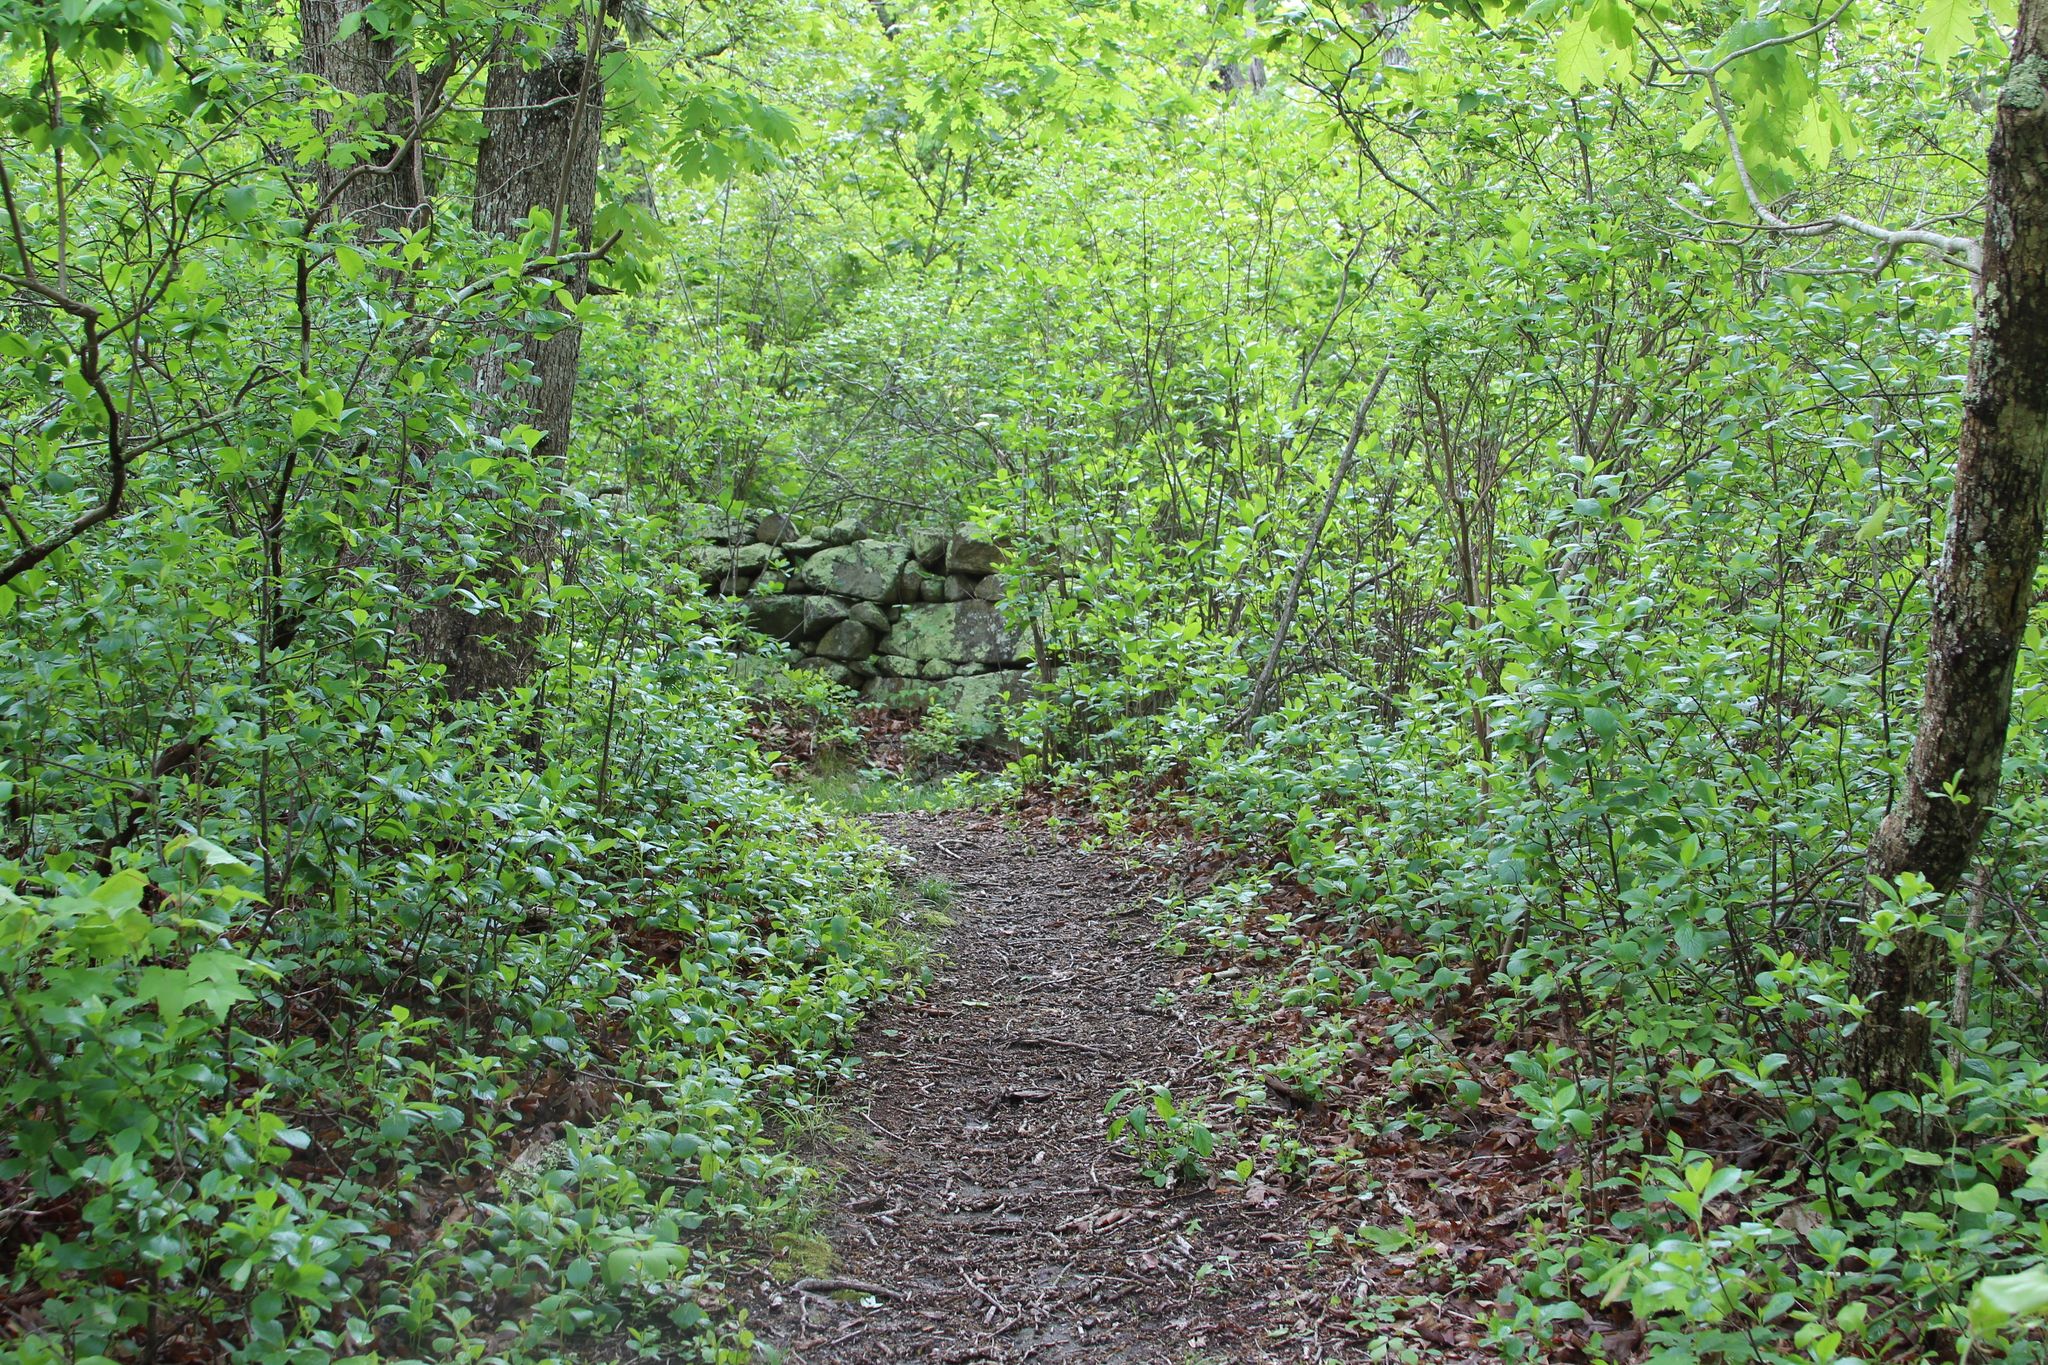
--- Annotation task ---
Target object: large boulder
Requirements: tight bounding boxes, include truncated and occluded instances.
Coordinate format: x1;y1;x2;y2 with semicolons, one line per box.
794;539;911;602
881;601;1025;665
814;619;879;661
909;528;949;571
946;524;1005;575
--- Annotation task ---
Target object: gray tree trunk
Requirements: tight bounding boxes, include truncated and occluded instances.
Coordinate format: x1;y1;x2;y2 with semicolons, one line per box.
1847;0;2048;1093
419;21;607;700
299;0;424;233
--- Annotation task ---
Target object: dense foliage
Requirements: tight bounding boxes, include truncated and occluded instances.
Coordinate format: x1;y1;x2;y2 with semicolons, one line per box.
0;0;914;1359
635;0;2048;1360
7;0;2048;1358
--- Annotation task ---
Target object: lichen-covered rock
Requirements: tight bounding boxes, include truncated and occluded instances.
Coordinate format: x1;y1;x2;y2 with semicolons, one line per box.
744;594;808;640
686;542;778;581
801;596;852;639
881;601;1025;664
919;658;955;679
892;564;933;609
814;619;879;661
918;573;948;603
870;654;913;678
848;601;891;635
793;539;910;601
822;516;867;547
746;593;849;641
909;528;949;570
781;534;829;559
935;668;1027;737
754;512;798;545
973;573;1006;601
946;524;1005;575
944;574;978;602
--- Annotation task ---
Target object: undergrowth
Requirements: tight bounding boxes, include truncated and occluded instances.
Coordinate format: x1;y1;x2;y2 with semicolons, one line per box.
1015;564;2048;1362
1;553;925;1363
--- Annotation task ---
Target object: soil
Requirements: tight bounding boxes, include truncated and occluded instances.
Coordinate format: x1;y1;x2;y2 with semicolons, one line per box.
740;810;1356;1364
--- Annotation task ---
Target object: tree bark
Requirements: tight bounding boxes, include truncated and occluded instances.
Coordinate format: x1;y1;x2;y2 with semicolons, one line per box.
419;17;607;699
299;0;424;234
1847;2;2048;1092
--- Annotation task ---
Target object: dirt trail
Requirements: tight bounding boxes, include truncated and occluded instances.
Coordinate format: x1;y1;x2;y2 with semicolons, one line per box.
743;810;1345;1363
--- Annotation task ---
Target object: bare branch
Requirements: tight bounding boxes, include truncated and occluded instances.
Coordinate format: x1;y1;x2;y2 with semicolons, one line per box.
1702;69;1981;272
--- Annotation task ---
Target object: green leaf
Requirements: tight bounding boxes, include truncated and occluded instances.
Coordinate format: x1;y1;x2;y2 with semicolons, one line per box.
1920;0;1974;64
168;835;254;875
1553;0;1634;91
1953;1181;2001;1214
221;186;259;224
1970;1264;2048;1338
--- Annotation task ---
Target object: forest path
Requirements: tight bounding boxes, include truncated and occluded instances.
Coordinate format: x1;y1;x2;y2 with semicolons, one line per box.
740;809;1345;1363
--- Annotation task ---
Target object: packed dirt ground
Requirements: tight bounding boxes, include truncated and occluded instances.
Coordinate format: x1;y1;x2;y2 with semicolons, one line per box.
738;811;1379;1364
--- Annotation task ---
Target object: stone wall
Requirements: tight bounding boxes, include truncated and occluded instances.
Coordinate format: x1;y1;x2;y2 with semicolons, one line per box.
679;506;1031;726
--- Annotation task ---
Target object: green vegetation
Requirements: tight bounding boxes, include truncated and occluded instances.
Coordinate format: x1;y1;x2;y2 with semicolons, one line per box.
6;0;2048;1358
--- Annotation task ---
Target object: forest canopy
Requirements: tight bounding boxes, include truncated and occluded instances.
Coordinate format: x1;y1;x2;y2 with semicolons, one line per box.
3;0;2048;1358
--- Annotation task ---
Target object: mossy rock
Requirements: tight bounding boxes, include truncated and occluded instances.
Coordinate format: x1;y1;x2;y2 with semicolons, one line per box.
793;657;857;687
945;524;1005;575
881;601;1026;665
909;528;949;570
793;539;911;602
934;668;1028;738
746;593;849;641
814;619;879;661
685;542;778;581
862;676;940;707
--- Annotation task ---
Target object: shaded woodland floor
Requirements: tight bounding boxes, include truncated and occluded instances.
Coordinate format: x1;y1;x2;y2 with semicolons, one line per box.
737;811;1382;1364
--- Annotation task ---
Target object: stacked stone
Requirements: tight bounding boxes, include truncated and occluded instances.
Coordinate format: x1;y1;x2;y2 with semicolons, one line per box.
677;505;1030;723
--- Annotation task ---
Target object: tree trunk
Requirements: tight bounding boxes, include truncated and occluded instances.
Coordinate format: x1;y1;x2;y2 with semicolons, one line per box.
299;0;423;234
419;19;607;700
1847;0;2048;1093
